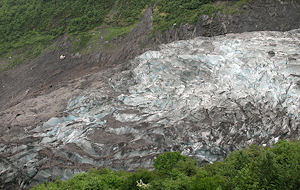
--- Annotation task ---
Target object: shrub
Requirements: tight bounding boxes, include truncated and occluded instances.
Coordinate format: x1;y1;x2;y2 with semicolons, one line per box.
121;169;155;190
31;140;300;190
153;152;189;176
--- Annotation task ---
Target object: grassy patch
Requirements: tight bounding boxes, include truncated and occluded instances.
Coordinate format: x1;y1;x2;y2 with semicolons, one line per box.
104;24;137;41
107;0;151;26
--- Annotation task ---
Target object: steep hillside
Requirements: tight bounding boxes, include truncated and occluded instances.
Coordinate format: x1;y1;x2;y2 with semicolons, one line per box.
0;0;149;70
1;0;299;112
2;0;299;71
0;0;300;189
0;0;114;53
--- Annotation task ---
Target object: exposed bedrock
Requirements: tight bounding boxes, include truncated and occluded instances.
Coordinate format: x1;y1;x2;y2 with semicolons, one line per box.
1;29;300;189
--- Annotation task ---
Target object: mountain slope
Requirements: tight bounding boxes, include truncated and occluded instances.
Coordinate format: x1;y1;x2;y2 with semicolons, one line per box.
1;0;299;112
0;0;300;189
1;28;300;189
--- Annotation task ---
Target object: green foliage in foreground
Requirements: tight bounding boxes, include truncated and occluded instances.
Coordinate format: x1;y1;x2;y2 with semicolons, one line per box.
31;140;300;190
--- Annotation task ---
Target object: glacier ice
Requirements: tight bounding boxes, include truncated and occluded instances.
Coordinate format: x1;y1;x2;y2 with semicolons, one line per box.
1;29;300;187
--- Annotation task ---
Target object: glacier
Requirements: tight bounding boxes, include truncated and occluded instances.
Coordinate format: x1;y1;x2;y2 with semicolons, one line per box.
1;29;300;188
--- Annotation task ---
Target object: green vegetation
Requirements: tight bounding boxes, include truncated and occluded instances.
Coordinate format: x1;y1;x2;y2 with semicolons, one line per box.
31;140;300;190
0;0;117;71
153;0;251;32
107;0;151;26
104;24;137;41
0;0;116;54
0;0;252;71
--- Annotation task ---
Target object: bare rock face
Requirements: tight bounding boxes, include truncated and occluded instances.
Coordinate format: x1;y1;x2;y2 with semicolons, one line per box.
1;29;300;189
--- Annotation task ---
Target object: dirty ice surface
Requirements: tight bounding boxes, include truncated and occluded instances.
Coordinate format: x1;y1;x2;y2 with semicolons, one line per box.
1;29;300;187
